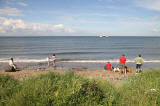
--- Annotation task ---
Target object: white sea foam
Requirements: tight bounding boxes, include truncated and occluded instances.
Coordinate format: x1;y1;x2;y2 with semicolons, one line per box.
1;58;160;63
62;59;160;63
0;58;47;63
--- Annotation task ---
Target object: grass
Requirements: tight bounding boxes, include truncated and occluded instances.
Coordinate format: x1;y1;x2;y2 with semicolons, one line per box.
119;70;160;105
0;75;19;105
0;70;160;106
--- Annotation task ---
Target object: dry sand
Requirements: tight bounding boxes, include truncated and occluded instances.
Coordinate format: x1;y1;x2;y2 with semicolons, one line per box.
0;70;133;86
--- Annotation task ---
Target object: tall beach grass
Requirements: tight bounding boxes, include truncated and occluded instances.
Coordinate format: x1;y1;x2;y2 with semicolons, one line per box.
0;70;160;105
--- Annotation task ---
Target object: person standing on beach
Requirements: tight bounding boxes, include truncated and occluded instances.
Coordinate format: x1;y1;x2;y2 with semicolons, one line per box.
135;54;144;73
119;54;127;74
52;54;56;68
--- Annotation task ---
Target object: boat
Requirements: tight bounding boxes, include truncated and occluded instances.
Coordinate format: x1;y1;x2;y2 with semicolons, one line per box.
99;34;108;37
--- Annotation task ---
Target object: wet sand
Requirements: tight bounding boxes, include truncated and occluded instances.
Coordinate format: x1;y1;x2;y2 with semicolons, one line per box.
1;61;160;71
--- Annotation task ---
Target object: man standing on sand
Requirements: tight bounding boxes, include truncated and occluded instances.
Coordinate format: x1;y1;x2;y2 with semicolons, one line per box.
135;54;144;73
119;54;127;74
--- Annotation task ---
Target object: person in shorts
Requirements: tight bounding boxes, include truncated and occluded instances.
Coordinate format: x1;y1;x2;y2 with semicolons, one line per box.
119;54;127;74
135;54;144;73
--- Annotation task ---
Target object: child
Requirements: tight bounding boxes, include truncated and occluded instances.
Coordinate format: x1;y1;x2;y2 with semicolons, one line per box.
105;62;112;71
47;56;50;67
52;54;56;67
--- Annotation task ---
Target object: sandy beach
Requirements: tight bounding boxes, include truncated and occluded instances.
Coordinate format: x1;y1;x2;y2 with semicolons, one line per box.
0;69;132;86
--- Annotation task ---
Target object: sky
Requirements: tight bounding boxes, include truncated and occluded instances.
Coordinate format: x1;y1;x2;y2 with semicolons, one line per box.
0;0;160;36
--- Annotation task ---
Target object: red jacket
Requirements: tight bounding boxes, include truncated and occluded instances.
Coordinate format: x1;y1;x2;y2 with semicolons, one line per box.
105;63;111;70
120;56;126;64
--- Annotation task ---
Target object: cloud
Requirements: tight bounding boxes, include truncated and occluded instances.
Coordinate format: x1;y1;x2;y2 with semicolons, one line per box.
0;17;76;35
53;24;64;29
0;7;24;16
0;27;6;33
2;19;26;30
116;17;142;22
136;0;160;11
17;2;28;6
152;28;160;33
65;28;76;33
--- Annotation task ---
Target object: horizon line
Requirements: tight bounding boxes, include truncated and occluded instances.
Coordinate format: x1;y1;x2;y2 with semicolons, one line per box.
0;35;160;37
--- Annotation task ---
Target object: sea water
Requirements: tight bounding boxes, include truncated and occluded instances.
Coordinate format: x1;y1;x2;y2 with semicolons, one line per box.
0;36;160;70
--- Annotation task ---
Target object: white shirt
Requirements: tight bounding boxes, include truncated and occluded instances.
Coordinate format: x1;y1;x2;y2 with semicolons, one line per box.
47;57;50;61
9;60;16;69
9;60;14;66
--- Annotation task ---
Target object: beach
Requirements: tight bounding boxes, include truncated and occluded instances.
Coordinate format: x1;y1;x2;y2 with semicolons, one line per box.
1;0;160;105
0;69;131;87
1;36;160;71
0;36;160;89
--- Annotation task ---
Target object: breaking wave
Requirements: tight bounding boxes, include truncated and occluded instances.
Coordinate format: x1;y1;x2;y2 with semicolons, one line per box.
1;58;160;63
62;59;160;63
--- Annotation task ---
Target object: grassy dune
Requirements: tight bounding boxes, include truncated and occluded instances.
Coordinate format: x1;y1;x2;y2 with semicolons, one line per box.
0;70;160;105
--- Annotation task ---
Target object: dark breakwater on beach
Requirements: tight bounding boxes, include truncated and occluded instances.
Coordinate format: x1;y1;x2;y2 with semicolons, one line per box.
0;36;160;70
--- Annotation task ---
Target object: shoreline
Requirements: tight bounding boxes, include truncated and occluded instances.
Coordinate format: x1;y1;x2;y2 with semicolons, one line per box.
1;61;160;71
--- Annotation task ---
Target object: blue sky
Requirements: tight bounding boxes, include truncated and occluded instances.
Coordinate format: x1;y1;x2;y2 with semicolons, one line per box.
0;0;160;36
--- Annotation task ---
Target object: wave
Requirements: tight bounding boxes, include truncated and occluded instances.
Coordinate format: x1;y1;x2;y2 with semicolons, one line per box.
1;58;160;63
63;60;160;63
0;58;47;63
55;51;103;55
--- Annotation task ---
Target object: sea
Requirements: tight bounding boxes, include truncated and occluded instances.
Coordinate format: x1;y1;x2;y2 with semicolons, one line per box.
0;36;160;70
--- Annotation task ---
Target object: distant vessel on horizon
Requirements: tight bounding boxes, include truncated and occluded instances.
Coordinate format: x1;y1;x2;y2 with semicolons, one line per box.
99;34;109;37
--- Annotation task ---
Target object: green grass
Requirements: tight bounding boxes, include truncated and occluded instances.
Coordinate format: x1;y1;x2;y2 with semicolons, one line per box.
0;70;160;106
118;70;160;106
0;75;19;105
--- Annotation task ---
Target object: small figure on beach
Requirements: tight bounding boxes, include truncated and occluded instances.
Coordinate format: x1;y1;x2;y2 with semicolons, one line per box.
52;54;56;69
5;57;18;72
135;54;144;73
9;58;17;70
104;62;112;71
47;56;50;67
119;54;127;74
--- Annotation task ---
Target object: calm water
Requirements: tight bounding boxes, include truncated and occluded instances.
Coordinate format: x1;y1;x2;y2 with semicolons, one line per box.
1;36;160;69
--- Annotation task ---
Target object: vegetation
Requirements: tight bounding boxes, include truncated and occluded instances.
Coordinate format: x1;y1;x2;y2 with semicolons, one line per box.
119;70;160;105
0;70;160;106
0;75;19;105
